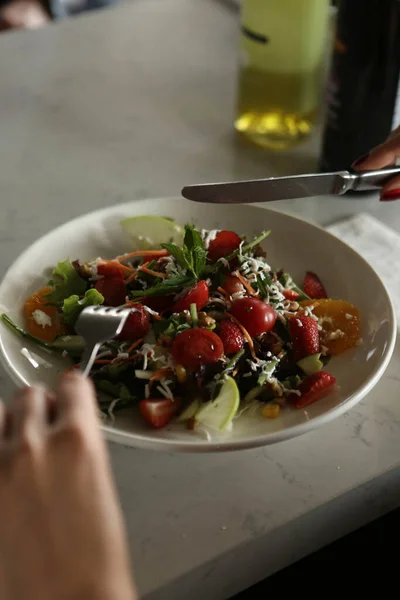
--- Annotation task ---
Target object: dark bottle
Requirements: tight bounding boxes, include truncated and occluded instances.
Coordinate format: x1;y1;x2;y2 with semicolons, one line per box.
319;0;400;172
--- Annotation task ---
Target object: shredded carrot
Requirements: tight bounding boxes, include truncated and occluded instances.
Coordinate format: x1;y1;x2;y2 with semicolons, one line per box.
225;311;258;362
125;299;141;307
217;286;228;297
94;359;114;365
232;271;257;296
150;368;171;381
127;338;144;354
110;351;142;365
98;260;134;275
68;358;113;371
125;271;138;284
140;266;168;279
232;367;239;377
117;249;169;263
121;265;134;275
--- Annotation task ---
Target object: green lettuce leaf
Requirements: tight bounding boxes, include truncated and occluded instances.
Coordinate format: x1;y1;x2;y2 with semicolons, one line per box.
46;259;87;303
183;224;207;277
279;273;310;301
131;274;195;298
257;358;280;387
0;314;84;356
63;289;104;327
204;230;271;275
152;315;191;339
161;224;207;280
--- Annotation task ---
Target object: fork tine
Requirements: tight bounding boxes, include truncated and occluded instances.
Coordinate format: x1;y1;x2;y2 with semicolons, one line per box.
75;306;133;374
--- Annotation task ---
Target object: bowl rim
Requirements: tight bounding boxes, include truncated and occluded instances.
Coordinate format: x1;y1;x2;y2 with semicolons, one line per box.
0;198;396;452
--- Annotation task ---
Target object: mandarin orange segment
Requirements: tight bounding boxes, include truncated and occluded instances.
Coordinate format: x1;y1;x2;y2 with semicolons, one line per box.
24;287;60;343
299;299;361;356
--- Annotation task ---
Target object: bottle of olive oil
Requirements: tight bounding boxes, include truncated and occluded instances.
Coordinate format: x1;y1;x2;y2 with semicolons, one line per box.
319;0;400;173
235;0;330;150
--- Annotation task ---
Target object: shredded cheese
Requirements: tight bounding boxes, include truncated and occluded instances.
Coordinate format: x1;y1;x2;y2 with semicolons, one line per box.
157;378;174;400
107;398;120;422
201;229;220;249
325;329;345;341
143;305;161;317
32;309;52;328
140;343;156;370
164;255;187;277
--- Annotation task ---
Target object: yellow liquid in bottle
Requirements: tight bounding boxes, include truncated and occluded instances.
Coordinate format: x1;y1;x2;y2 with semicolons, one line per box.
235;0;329;150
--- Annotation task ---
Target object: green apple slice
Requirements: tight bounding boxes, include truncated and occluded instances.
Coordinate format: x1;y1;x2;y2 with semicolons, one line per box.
120;215;184;250
297;353;323;375
195;376;240;431
177;399;201;422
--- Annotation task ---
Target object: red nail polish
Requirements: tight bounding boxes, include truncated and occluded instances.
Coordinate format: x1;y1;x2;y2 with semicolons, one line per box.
381;188;400;201
351;153;370;168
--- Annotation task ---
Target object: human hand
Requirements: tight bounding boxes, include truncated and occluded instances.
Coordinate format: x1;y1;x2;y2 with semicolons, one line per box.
0;372;136;600
0;0;50;30
352;126;400;201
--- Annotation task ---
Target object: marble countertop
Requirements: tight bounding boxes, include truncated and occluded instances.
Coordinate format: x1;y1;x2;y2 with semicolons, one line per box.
0;1;399;598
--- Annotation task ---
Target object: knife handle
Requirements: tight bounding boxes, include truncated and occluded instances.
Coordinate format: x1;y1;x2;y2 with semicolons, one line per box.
351;166;400;191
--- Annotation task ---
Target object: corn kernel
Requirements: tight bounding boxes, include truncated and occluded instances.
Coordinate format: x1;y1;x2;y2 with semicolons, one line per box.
176;364;187;383
262;403;280;419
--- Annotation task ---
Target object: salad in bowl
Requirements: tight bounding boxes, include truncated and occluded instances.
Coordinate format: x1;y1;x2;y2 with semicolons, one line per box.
1;216;361;433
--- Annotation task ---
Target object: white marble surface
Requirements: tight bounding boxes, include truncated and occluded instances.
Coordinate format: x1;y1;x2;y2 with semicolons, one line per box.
0;1;400;598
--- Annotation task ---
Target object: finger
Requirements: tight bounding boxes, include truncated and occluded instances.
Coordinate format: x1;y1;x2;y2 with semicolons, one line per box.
386;128;400;143
56;371;98;425
9;386;48;440
352;136;400;171
0;400;6;439
380;175;400;202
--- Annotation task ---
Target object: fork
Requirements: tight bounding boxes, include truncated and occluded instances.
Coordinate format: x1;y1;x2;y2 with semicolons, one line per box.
75;306;132;376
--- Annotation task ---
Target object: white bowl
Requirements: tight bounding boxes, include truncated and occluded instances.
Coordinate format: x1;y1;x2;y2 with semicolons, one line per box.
0;199;396;452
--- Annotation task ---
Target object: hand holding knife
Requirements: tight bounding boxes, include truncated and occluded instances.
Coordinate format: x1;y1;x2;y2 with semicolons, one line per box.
182;166;400;205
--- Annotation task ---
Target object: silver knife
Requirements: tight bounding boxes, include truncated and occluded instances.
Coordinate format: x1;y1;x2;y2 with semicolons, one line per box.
181;166;400;204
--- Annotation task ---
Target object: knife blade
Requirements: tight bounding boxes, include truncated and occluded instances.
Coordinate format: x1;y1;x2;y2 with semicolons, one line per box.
181;167;400;204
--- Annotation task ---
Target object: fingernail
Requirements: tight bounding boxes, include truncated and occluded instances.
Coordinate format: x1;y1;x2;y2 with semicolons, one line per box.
352;153;370;169
381;188;400;201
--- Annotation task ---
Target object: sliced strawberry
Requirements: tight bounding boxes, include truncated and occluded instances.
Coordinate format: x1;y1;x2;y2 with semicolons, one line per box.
288;315;319;361
283;289;299;301
139;398;181;428
97;261;125;279
95;277;126;307
171;280;209;313
217;319;244;355
303;272;327;299
293;371;336;409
